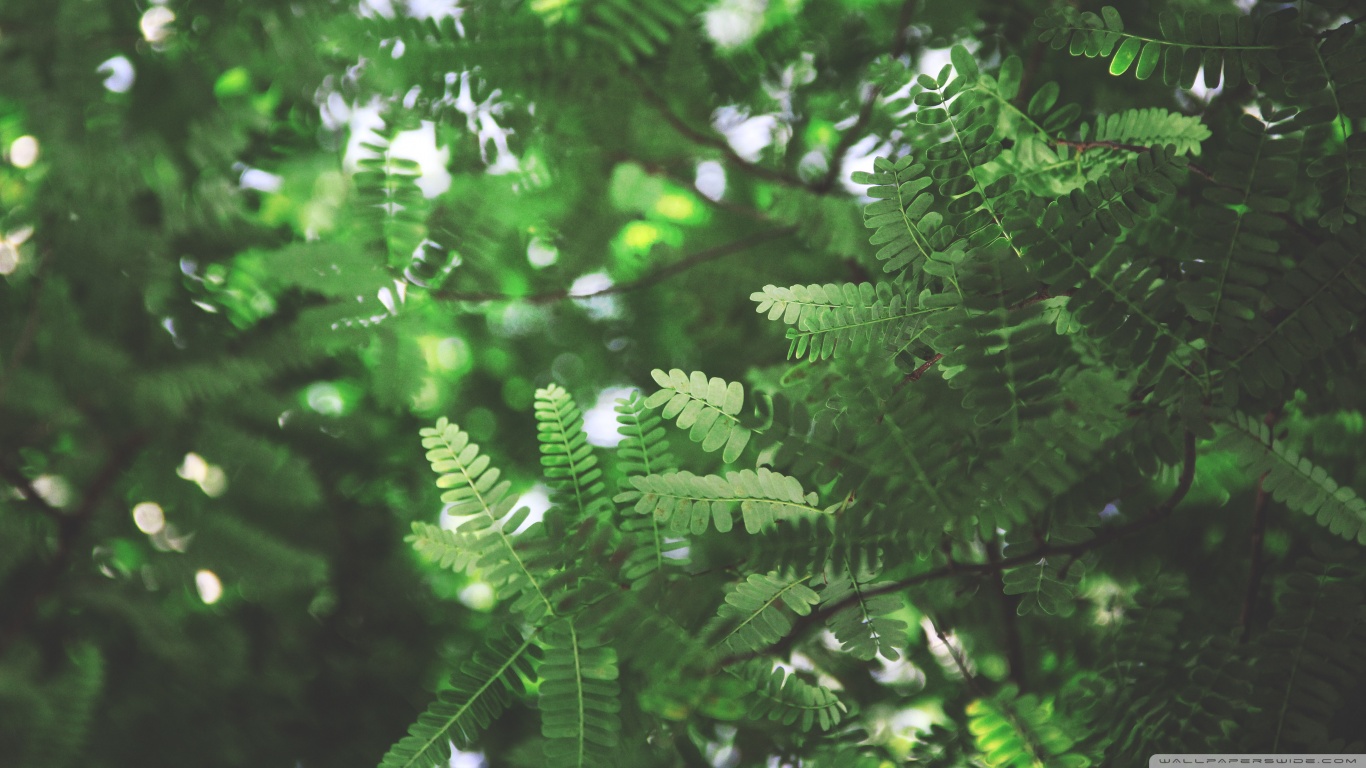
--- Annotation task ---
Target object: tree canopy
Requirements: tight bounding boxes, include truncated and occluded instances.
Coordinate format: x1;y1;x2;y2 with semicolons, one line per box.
2;0;1365;766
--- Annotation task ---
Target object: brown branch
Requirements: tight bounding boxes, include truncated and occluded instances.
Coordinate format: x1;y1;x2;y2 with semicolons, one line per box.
812;0;917;195
927;613;989;697
618;156;777;224
887;353;943;401
1238;409;1280;643
715;431;1198;670
0;250;49;407
988;536;1027;691
626;71;807;189
431;226;797;304
0;432;150;657
0;460;62;519
1052;138;1216;181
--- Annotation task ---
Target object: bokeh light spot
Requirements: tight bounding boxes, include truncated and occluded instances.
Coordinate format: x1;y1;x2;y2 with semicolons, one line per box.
132;502;166;535
195;570;223;604
8;136;38;168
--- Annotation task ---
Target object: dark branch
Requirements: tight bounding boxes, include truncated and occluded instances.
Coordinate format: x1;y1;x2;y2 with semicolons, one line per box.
627;71;807;189
431;226;798;304
716;431;1198;670
1052;138;1216;181
0;432;150;657
1238;409;1280;643
812;0;917;194
0;250;49;407
0;461;62;519
988;536;1027;691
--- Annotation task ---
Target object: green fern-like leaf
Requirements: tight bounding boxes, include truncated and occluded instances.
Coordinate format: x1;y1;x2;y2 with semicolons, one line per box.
729;660;848;731
614;391;676;481
1222;230;1366;403
19;643;103;768
1179;117;1300;387
577;0;702;63
538;619;622;768
1218;412;1366;544
643;368;751;462
967;686;1091;768
711;571;820;655
820;569;910;661
1083;108;1210;155
421;417;558;621
617;468;827;535
1034;6;1288;89
352;116;430;271
1243;546;1366;751
378;628;537;768
887;52;1082;431
535;383;610;521
1015;147;1198;385
613;392;685;581
1001;556;1085;617
406;521;477;572
751;282;937;360
851;155;946;273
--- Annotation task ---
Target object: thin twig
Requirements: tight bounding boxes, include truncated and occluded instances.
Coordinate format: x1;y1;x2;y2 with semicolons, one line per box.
626;71;807;189
988;536;1027;691
431;226;797;304
888;353;943;399
0;460;62;519
1238;409;1280;643
927;613;988;696
1052;138;1216;181
716;431;1198;670
0;432;150;657
0;250;49;407
812;0;917;194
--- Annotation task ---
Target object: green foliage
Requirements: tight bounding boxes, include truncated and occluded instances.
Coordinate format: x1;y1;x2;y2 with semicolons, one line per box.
537;619;621;768
5;0;1366;765
642;368;751;462
422;418;557;622
618;468;827;535
1082;108;1211;156
751;282;931;360
378;629;536;768
710;571;820;655
535;383;610;520
1035;6;1288;89
967;686;1090;768
820;570;910;661
1220;412;1366;543
729;659;848;732
853;155;946;274
1243;546;1366;752
612;392;685;581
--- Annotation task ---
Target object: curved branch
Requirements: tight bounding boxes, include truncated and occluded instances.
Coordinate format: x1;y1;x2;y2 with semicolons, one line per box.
716;431;1198;669
431;226;797;304
626;71;807;189
0;432;150;657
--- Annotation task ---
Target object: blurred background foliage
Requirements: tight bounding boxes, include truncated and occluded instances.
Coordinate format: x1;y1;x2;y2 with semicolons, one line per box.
2;0;1364;766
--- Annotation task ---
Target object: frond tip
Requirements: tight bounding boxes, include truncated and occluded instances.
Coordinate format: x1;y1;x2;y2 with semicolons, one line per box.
643;368;751;463
538;619;621;768
378;629;536;768
821;572;910;661
750;282;929;361
730;660;847;732
1219;413;1366;544
617;468;826;535
711;571;820;655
